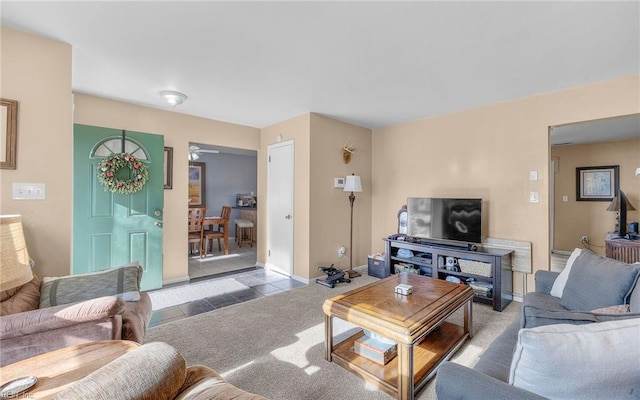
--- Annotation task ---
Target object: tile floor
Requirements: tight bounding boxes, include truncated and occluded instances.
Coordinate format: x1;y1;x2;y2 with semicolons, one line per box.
148;243;306;328
188;240;258;279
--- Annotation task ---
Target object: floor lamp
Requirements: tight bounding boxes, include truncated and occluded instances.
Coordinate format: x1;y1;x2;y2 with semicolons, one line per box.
344;173;362;278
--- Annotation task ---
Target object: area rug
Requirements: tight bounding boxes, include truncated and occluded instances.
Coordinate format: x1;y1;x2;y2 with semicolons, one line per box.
145;268;521;400
147;278;249;310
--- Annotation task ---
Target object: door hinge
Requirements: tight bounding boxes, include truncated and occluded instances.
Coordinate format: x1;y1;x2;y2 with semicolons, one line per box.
269;155;271;162
268;250;271;257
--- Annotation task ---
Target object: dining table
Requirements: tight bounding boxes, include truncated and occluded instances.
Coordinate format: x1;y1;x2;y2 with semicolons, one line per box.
203;216;229;255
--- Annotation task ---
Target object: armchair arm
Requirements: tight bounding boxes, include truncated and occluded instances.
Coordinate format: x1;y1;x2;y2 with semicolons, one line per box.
534;270;559;294
0;296;125;340
435;362;548;400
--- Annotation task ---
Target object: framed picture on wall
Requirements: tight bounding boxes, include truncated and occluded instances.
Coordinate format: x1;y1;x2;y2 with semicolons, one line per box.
1;98;18;170
189;162;206;206
576;165;619;201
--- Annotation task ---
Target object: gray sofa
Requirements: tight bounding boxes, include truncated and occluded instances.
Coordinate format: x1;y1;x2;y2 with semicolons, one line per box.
435;249;640;400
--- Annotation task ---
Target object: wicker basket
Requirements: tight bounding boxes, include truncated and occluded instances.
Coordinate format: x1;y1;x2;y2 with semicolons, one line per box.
458;259;492;277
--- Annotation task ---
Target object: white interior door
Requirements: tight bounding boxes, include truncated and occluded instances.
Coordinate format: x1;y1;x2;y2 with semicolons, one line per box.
267;140;294;276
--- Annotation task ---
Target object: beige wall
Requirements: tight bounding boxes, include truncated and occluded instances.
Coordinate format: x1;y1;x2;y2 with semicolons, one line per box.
73;94;260;283
258;114;311;279
372;75;640;297
309;114;372;277
258;113;373;281
1;23;261;283
0;27;73;278
5;27;639;295
552;137;640;254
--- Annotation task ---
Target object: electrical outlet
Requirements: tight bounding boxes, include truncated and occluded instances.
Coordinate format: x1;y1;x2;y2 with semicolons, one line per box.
581;236;589;244
338;246;346;257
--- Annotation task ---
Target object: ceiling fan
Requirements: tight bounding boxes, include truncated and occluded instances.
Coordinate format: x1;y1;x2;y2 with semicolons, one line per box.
188;145;219;161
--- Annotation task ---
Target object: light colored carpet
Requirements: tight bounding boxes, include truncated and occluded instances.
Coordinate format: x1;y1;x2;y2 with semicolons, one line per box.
147;278;249;310
145;267;521;400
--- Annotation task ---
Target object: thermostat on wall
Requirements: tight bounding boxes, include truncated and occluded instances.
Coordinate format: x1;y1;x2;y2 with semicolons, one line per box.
334;177;345;188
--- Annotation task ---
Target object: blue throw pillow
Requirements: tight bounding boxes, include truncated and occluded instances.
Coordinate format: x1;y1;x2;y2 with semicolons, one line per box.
560;250;640;312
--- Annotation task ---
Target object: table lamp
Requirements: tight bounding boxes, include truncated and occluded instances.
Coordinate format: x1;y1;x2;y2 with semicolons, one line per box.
343;174;363;278
0;215;33;291
607;190;636;237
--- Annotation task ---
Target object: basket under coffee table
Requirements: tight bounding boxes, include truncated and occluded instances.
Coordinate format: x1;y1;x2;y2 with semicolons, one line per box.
323;273;474;400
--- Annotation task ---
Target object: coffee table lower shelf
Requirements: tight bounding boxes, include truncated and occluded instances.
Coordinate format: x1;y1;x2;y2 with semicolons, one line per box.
331;322;467;397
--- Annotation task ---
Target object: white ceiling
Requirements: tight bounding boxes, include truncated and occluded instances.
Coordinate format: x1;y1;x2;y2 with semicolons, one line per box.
2;1;639;134
551;114;640;146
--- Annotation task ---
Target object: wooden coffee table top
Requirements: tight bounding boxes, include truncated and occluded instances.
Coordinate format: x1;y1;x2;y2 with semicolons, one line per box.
323;273;473;344
0;340;139;399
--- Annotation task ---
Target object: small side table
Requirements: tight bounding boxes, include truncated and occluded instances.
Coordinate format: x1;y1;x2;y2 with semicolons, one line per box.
0;340;139;399
605;239;640;263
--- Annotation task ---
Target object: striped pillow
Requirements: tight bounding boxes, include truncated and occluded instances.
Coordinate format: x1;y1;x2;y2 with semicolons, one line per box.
40;263;142;308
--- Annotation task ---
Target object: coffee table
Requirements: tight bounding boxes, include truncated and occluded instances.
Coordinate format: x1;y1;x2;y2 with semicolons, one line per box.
323;273;474;400
0;340;139;399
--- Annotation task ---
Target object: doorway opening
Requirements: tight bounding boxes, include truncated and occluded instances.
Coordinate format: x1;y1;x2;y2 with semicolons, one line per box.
187;142;258;280
549;114;640;271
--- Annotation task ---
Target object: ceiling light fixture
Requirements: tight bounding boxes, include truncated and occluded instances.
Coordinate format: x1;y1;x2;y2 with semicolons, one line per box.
160;90;187;107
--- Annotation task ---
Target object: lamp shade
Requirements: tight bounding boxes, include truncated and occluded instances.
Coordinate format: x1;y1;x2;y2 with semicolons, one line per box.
0;215;33;291
343;175;362;193
607;196;637;212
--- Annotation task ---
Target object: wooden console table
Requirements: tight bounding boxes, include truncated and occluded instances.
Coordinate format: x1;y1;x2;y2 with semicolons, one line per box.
605;239;640;263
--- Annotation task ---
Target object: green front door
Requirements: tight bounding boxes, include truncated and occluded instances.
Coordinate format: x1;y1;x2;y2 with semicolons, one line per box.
73;124;164;291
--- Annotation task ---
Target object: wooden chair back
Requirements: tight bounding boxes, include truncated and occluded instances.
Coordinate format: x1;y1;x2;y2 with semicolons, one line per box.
188;207;206;233
219;206;232;229
188;207;206;257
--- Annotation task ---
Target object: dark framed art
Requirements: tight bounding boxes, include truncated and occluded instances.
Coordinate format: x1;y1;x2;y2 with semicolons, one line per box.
1;98;18;169
576;165;619;201
163;147;173;189
188;162;206;206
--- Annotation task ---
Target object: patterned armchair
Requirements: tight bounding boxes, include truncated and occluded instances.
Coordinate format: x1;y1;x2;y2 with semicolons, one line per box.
0;263;152;367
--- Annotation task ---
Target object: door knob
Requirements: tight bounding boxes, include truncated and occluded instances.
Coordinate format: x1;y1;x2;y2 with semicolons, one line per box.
154;210;162;216
285;214;292;220
154;221;163;228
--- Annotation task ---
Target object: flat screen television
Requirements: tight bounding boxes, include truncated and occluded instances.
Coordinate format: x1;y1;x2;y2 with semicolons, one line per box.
407;197;483;245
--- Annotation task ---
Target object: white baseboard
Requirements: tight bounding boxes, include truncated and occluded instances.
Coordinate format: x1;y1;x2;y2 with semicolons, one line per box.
292;275;309;284
512;294;524;303
162;275;190;286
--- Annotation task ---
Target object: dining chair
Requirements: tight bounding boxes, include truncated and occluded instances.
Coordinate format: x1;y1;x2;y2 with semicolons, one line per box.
188;207;206;257
204;205;232;254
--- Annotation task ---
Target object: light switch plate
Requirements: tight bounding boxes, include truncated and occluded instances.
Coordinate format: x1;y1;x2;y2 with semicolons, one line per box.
334;177;345;188
562;195;568;202
529;170;538;181
12;183;46;200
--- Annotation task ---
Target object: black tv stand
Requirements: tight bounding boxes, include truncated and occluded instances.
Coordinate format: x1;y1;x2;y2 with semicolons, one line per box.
383;237;513;311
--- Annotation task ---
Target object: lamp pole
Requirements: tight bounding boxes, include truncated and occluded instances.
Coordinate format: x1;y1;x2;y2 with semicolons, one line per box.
347;190;361;278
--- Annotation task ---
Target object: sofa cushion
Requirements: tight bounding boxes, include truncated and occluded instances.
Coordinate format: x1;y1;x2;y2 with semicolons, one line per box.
40;263;142;308
522;302;640;329
509;318;640;400
472;319;520;382
560;250;640;311
521;305;597;328
55;342;186;399
549;248;581;297
0;275;41;316
629;278;640;313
